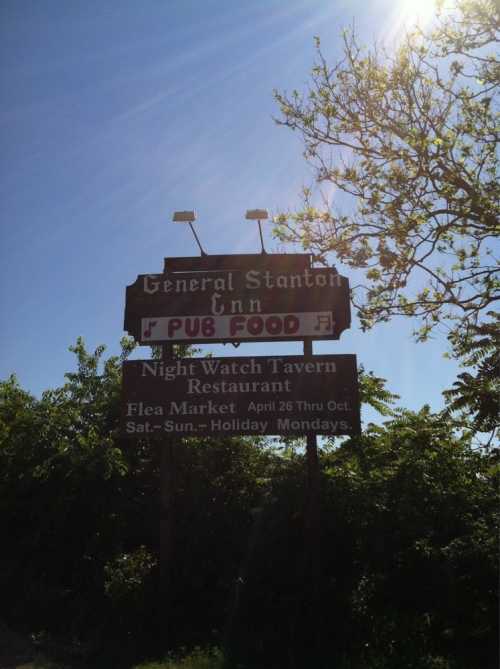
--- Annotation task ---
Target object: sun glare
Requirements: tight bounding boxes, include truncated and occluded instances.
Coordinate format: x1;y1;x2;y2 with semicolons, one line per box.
397;0;438;29
382;0;438;42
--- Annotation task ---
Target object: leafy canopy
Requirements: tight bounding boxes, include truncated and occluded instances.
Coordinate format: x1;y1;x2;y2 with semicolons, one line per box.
443;309;499;435
273;0;499;344
1;338;498;665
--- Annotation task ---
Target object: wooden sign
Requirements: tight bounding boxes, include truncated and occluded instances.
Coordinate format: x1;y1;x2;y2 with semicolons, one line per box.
163;253;311;273
122;354;360;437
124;254;351;344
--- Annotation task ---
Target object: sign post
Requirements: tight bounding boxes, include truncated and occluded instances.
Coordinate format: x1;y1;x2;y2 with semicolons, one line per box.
159;343;175;614
303;336;322;655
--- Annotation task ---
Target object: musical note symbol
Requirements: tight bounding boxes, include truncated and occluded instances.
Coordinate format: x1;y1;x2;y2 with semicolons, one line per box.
143;320;158;338
314;314;332;332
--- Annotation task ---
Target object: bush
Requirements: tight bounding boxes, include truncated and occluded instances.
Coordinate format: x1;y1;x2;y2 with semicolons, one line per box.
133;646;225;669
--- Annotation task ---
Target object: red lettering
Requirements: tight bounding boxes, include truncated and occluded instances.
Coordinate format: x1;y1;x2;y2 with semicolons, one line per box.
202;317;215;337
229;314;302;338
284;315;299;334
230;316;246;336
168;318;182;337
266;316;282;335
185;317;200;337
247;316;264;335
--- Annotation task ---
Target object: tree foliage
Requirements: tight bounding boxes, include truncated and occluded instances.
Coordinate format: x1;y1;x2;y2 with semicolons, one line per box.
227;406;499;668
358;364;400;417
443;309;499;434
273;0;499;344
0;339;498;667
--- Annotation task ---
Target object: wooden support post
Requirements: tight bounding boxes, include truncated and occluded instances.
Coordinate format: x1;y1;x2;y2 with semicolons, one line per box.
159;344;175;605
160;440;175;596
303;339;319;536
303;338;321;652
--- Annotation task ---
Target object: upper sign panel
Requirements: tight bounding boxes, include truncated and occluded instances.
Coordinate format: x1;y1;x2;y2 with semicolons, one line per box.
124;254;351;344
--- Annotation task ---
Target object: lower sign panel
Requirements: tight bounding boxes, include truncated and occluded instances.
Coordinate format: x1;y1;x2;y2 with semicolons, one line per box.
122;355;360;437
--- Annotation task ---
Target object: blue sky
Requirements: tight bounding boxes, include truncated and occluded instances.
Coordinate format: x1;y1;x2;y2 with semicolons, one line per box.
0;0;459;423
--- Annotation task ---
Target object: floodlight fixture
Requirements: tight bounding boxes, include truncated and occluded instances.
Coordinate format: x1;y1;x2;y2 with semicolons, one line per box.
172;210;206;256
245;209;269;254
172;210;196;222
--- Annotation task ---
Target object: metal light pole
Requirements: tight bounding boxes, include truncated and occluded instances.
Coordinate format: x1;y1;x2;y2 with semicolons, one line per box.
245;209;269;254
173;210;207;256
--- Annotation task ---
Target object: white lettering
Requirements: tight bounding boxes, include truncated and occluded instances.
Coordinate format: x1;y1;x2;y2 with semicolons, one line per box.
211;292;224;315
143;275;160;294
245;270;260;289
